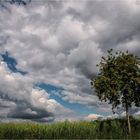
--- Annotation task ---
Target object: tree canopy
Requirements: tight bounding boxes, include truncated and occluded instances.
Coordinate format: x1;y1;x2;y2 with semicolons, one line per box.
91;49;140;134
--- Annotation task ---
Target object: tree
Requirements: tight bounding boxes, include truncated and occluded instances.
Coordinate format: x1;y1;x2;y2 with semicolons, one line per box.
91;49;140;134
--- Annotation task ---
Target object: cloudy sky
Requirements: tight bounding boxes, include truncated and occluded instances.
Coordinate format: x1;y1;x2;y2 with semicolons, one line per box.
0;0;140;122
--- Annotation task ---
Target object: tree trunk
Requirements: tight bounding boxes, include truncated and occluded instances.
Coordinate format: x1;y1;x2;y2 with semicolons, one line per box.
125;104;131;135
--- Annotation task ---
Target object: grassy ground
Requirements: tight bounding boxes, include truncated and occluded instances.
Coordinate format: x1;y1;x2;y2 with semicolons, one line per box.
0;118;140;139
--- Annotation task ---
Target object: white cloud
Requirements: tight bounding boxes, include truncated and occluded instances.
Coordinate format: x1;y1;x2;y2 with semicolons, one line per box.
135;111;140;116
85;114;103;120
0;59;73;122
0;0;140;121
62;90;98;105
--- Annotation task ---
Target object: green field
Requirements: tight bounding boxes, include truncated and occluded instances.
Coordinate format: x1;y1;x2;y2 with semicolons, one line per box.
0;118;140;139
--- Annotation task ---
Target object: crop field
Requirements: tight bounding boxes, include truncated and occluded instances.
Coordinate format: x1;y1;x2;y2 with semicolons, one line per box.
0;118;140;139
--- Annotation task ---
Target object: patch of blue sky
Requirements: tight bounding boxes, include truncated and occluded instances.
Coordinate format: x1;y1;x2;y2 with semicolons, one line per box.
1;51;27;75
36;83;110;116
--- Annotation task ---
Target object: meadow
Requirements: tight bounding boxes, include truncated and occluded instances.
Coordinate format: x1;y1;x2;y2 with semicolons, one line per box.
0;118;140;139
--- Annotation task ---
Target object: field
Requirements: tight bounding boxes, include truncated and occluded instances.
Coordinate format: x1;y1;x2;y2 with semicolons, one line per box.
0;118;140;139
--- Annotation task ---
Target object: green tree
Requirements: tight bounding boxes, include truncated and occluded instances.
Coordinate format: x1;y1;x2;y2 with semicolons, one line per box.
91;49;140;134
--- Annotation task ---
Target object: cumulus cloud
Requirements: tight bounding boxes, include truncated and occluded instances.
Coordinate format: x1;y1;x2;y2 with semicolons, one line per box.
85;114;103;121
0;60;73;122
0;0;140;121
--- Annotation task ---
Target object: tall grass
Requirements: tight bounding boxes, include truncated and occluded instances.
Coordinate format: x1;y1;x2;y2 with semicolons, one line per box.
0;118;140;139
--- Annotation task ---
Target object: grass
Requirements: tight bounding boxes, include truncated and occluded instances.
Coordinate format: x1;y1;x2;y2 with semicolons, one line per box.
0;118;140;139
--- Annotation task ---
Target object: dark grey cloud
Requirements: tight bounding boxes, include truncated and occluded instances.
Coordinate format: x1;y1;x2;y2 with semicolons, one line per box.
7;104;54;120
0;0;31;5
0;87;54;121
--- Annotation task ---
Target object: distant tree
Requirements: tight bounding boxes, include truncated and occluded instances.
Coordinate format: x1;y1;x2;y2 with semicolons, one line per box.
91;49;140;134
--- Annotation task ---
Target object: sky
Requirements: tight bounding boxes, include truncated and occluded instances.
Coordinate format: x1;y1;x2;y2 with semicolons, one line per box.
0;0;140;122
